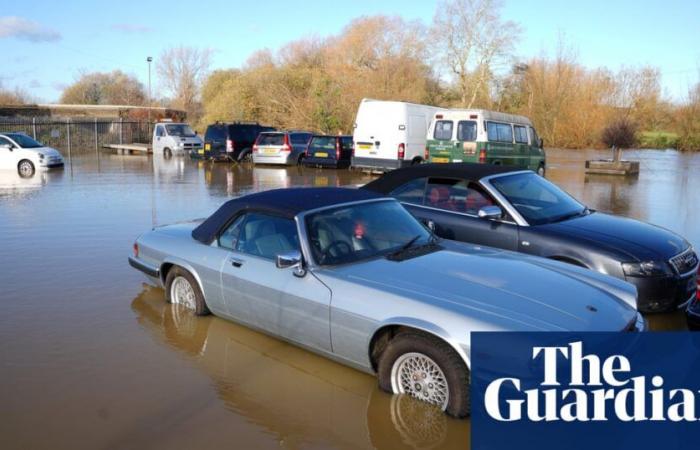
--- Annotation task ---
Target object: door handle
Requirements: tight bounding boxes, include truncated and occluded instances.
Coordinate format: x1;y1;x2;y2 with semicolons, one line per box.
230;257;244;268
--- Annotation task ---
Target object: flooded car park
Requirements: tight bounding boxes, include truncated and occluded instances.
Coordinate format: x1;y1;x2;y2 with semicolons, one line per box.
1;148;698;449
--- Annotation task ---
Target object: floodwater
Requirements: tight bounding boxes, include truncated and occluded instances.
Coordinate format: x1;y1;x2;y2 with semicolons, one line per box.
1;148;698;449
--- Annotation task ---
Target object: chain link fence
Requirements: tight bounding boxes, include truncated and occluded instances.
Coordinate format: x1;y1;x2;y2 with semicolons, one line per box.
0;117;154;156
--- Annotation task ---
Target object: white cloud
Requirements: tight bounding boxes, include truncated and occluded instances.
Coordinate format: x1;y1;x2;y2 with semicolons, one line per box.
0;16;61;42
111;23;154;34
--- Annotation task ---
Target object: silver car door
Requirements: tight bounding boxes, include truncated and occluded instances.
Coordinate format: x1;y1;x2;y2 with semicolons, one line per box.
221;212;332;351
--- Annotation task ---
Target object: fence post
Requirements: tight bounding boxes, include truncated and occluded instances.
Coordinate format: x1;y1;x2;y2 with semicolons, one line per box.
66;118;72;162
119;117;123;145
32;118;37;139
94;118;98;153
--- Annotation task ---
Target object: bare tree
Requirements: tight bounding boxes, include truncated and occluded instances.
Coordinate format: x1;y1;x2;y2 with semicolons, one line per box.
432;0;520;108
157;46;212;119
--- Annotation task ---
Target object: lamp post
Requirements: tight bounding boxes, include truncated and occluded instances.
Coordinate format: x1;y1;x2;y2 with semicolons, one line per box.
146;56;153;123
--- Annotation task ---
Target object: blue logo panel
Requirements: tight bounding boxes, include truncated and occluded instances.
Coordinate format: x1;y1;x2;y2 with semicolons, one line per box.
471;332;700;450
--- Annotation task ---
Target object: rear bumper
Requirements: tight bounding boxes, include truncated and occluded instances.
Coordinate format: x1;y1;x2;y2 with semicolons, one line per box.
253;153;295;165
303;157;349;168
128;256;160;278
351;156;410;171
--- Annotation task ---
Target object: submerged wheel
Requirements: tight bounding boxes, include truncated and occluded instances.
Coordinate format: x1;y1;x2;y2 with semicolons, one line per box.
17;159;35;178
238;149;253;163
165;266;210;316
537;164;546;177
377;332;470;418
164;147;173;159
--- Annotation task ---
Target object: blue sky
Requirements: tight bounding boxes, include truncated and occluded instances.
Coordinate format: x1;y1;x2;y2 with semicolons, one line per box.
2;0;698;102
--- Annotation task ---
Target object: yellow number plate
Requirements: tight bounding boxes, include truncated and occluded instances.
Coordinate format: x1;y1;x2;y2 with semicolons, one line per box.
204;143;211;150
432;157;450;163
315;152;328;157
263;148;278;155
198;149;205;155
358;144;372;150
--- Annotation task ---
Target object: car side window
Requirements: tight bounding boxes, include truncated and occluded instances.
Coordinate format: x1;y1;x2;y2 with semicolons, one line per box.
389;177;427;205
425;178;495;215
0;136;13;147
235;213;300;260
218;215;246;250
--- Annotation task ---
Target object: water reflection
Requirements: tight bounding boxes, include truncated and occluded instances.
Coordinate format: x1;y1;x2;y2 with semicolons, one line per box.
0;168;63;199
131;285;470;450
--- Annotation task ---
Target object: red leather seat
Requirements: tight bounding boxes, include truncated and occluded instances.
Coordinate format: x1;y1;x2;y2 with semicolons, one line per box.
428;186;455;210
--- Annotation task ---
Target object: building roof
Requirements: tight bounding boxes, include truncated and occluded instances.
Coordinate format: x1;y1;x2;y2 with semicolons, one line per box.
192;187;383;244
362;163;525;194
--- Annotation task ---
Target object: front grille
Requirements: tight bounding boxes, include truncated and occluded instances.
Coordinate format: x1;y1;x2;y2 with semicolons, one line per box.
670;248;699;276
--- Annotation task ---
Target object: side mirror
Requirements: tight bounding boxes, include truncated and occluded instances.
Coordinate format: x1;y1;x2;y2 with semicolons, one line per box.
478;205;503;220
275;250;306;277
0;143;13;150
538;138;544;149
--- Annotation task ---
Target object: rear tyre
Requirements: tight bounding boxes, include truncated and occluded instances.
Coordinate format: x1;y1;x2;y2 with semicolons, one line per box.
164;266;210;316
537;164;546;177
17;159;35;178
297;154;305;165
238;149;253;163
164;147;173;159
377;332;470;418
411;157;423;166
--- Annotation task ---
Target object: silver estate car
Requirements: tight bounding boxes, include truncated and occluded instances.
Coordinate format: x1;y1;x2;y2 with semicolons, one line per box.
252;131;312;165
128;187;645;418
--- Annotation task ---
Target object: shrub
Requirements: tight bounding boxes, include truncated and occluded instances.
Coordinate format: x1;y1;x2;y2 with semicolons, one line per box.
601;118;638;149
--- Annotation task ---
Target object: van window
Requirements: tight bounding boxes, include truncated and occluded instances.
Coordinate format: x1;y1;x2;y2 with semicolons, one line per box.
486;122;513;143
529;127;540;147
514;125;528;144
457;121;477;142
434;121;453;140
409;115;426;139
155;125;165;137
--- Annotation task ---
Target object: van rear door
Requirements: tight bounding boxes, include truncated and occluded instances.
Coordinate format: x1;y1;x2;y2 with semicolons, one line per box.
353;101;402;161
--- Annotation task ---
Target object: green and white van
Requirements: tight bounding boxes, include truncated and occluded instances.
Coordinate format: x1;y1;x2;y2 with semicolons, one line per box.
425;109;546;175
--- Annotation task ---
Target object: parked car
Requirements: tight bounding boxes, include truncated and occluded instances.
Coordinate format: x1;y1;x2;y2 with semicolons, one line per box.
302;135;353;169
129;187;644;418
426;109;546;175
363;163;698;313
685;274;700;330
152;121;203;157
0;132;64;177
352;98;445;171
198;122;275;162
252;131;312;166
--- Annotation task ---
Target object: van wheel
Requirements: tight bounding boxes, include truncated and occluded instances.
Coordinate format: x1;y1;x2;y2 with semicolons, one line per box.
377;332;470;418
537;164;546;177
165;267;210;316
17;160;35;178
163;148;173;159
411;157;423;166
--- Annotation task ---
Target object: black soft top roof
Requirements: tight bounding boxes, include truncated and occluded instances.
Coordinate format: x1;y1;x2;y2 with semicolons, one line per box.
192;187;383;244
362;163;525;194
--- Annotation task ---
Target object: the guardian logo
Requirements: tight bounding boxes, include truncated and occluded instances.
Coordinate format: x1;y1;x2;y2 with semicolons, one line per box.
485;341;699;422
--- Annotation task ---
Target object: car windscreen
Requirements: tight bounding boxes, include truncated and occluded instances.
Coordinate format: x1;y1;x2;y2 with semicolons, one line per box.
305;200;432;266
7;133;42;148
489;173;586;225
257;134;284;146
309;136;336;151
165;124;196;137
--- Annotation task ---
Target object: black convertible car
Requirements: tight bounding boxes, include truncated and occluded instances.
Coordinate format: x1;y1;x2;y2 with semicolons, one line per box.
363;163;699;315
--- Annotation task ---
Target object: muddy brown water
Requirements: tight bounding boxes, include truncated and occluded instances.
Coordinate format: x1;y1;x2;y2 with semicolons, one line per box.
1;148;698;449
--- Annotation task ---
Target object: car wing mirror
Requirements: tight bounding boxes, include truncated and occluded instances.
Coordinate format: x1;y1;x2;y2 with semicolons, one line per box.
275;250;306;277
0;144;12;150
478;205;503;220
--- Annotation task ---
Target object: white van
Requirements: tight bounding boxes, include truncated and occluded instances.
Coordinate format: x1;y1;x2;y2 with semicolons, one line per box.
352;99;445;171
152;121;203;157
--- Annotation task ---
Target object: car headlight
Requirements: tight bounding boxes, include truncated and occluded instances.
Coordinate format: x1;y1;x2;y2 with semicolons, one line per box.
622;260;671;277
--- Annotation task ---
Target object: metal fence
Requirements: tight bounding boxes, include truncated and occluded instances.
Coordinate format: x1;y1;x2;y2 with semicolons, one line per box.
0;117;154;156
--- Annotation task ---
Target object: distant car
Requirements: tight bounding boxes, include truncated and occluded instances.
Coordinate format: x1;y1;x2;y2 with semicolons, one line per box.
152;122;203;157
302;135;353;169
199;122;276;162
0;132;64;177
252;131;312;166
685;274;700;330
363;163;698;313
129;187;644;418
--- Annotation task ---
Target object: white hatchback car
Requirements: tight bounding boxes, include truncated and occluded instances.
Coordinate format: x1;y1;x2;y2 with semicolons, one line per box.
0;132;64;177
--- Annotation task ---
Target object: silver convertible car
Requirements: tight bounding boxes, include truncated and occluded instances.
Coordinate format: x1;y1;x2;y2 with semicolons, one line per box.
129;187;646;418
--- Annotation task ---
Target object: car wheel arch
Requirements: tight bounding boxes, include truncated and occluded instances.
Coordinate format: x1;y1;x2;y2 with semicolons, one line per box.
159;259;206;301
547;255;590;269
367;319;470;373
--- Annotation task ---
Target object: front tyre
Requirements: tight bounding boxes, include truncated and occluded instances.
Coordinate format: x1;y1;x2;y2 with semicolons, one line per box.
163;147;173;159
164;266;210;316
378;332;470;418
17;159;35;178
537;164;546;177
